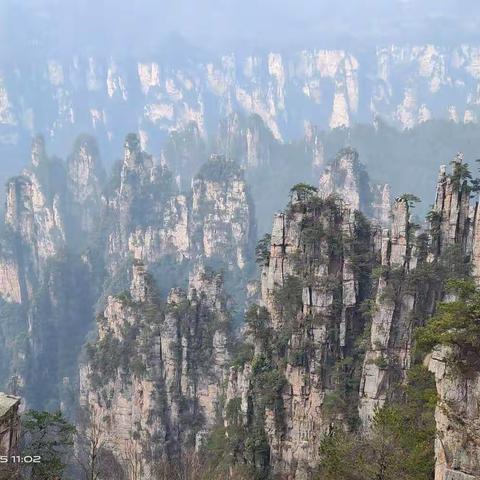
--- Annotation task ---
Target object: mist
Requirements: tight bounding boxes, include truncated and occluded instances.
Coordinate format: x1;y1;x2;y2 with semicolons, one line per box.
2;0;480;61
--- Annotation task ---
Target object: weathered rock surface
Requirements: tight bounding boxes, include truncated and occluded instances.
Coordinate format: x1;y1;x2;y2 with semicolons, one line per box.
4;45;480;162
427;157;480;480
318;147;391;225
224;191;373;479
81;262;231;478
358;197;416;427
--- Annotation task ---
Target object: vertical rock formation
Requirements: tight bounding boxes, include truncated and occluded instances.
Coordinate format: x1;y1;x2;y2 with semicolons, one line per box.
106;136;255;295
318;148;391;225
0;136;70;403
216;113;276;169
104;132;190;293
358;154;479;478
358;197;419;426
223;189;373;479
67;134;106;235
5;136;68;273
161;121;206;189
192;154;256;270
81;261;231;478
427;157;480;480
429;349;480;480
0;135;103;409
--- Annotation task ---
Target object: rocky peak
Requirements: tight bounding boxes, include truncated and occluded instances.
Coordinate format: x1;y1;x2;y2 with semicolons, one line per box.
119;133;155;196
426;157;480;480
432;153;471;255
188;263;224;309
30;135;47;167
4;140;67;266
319;148;391;225
224;192;373;479
67;135;105;234
358;196;417;428
217;113;275;168
130;261;149;303
161;121;206;188
67;134;105;203
81;262;232;476
192;155;255;270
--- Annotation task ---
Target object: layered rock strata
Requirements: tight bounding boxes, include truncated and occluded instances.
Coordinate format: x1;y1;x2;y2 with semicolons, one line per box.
224;190;374;479
80;262;231;478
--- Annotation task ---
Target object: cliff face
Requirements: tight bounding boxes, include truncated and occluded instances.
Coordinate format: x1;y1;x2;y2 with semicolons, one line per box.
216;113;277;169
0;132;255;412
80;262;231;477
192;155;256;270
427;158;480;480
2;129;480;480
105;135;256;299
358;156;480;479
0;135;104;408
67;134;106;235
3;45;480;161
358;197;419;426
318;147;391;225
220;155;480;480
105;133;186;272
223;190;374;479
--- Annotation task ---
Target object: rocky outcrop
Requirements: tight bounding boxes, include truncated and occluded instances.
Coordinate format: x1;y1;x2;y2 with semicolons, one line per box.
357;155;480;476
427;157;480;480
67;134;106;234
5;136;68;272
192;155;256;270
80;262;231;478
107;137;255;277
216;112;276;169
429;348;480;480
5;45;480;167
318;148;391;225
105;133;188;272
0;136;104;409
0;131;256;411
161;122;206;189
223;191;373;479
358;197;418;427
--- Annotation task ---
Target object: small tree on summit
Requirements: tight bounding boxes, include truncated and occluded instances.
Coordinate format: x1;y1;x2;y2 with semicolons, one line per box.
450;158;472;186
290;183;318;203
398;193;421;210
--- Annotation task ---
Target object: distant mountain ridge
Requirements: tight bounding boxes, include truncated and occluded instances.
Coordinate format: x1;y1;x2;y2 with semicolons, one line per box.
2;44;480;162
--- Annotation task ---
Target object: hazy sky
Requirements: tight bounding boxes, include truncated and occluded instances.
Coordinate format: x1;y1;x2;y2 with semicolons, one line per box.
2;0;480;59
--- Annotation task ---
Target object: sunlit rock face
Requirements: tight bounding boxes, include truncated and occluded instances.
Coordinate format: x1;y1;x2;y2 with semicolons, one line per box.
318;147;391;225
223;189;374;479
356;156;480;479
105;135;255;286
3;45;480;163
80;262;232;478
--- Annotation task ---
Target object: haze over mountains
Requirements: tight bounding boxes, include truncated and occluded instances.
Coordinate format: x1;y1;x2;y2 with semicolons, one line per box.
1;3;480;480
3;0;480;56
